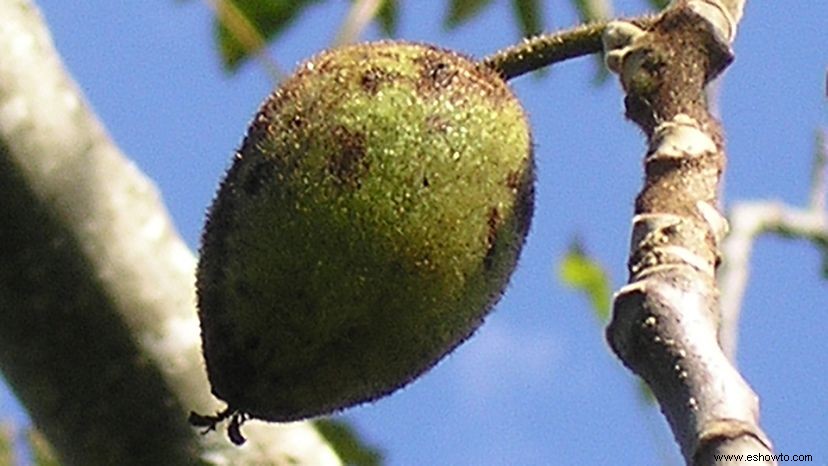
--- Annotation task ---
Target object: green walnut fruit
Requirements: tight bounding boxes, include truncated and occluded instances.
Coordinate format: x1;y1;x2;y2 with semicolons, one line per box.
193;40;533;440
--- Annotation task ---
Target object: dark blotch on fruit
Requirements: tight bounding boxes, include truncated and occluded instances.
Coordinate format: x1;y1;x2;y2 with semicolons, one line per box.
360;67;395;94
327;126;369;188
483;207;502;271
242;159;276;196
415;54;458;94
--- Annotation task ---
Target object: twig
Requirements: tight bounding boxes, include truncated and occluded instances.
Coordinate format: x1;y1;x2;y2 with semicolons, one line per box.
482;16;656;80
482;21;607;79
719;129;828;360
810;128;826;212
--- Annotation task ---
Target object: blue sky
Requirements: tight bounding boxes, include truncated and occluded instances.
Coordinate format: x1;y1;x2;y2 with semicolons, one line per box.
2;1;826;465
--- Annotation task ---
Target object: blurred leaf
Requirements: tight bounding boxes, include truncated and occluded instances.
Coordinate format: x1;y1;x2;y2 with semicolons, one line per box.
647;0;670;10
215;0;321;72
376;0;399;36
0;423;14;466
558;240;612;322
572;0;612;23
28;428;60;466
314;419;384;466
571;0;613;84
338;0;390;46
445;0;494;29
511;0;544;38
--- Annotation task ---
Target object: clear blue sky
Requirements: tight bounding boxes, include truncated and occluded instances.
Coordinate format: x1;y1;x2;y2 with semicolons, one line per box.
2;1;826;465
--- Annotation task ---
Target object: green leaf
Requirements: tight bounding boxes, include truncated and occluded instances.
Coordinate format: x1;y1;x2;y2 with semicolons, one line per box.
376;0;399;36
558;240;612;322
572;0;612;23
314;418;384;466
646;0;670;10
511;0;544;38
214;0;321;72
571;0;613;84
445;0;494;29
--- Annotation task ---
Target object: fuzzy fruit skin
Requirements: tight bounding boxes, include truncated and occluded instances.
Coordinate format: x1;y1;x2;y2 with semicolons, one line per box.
196;41;533;422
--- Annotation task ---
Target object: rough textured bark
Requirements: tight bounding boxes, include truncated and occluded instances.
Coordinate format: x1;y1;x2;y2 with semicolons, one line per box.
603;1;776;464
0;0;340;464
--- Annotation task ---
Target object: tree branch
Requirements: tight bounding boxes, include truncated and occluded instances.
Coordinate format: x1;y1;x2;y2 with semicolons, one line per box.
601;0;777;464
481;16;662;81
482;21;609;79
718;129;828;361
0;0;339;464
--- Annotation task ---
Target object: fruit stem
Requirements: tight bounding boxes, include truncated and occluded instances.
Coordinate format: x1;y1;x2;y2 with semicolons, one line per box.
482;16;656;80
189;407;249;446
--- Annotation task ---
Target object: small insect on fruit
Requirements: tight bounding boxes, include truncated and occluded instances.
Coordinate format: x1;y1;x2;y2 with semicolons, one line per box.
192;40;534;444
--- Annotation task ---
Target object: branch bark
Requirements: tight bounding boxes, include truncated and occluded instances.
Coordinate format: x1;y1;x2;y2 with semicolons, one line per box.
0;0;339;464
719;160;828;361
602;1;777;464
